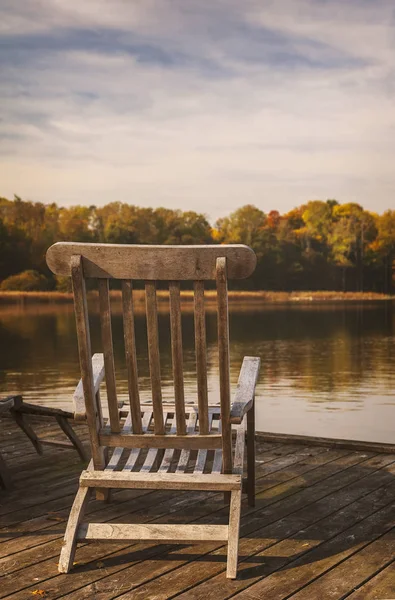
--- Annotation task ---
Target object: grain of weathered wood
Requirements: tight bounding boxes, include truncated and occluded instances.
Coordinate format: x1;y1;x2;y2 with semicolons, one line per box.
78;523;229;542
121;280;142;434
73;353;105;420
346;560;395;599
145;281;164;434
227;489;242;578
193;280;209;434
106;414;132;471
47;243;257;280
71;255;105;470
122;411;152;471
80;471;242;491
216;257;232;475
158;416;177;472
176;410;198;472
230;356;260;424
169;282;186;435
194;413;214;473
58;486;91;573
98;431;222;450
98;279;120;433
289;527;395;600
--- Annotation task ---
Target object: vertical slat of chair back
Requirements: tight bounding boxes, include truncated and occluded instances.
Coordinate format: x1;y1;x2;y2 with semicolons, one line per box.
193;281;209;434
70;255;106;469
121;280;142;434
216;257;233;474
145;281;165;434
169;282;186;435
98;279;120;433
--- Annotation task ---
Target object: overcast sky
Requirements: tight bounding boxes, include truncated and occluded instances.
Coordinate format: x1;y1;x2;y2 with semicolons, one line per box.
1;0;394;220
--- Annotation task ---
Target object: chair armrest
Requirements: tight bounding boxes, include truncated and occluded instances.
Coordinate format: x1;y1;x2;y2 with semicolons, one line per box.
230;356;260;424
73;353;105;420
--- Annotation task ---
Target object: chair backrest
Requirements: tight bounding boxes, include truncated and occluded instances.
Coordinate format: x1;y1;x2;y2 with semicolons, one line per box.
46;243;256;473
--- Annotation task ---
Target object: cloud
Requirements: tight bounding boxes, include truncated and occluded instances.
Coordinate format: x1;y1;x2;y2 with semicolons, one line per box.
0;0;394;219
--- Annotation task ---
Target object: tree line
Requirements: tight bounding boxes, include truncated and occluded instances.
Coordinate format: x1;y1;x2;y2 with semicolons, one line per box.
0;195;394;292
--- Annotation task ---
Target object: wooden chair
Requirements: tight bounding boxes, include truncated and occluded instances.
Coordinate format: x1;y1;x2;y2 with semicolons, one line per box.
46;243;260;579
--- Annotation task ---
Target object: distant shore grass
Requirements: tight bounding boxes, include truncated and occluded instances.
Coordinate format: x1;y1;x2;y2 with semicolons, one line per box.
0;290;391;305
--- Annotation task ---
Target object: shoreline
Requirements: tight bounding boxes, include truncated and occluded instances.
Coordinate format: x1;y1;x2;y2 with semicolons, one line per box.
0;290;392;305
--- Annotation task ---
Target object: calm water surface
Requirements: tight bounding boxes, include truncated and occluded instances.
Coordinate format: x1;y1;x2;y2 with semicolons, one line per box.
0;301;394;443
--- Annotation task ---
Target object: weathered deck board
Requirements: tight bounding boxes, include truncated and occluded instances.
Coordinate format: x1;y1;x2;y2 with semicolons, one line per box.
0;418;394;600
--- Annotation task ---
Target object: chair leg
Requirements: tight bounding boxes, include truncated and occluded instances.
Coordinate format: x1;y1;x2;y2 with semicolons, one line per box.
227;489;242;579
55;415;89;461
246;399;255;507
58;486;91;573
11;411;43;455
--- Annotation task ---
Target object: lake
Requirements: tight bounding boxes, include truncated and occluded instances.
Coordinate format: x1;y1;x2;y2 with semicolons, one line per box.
0;300;394;444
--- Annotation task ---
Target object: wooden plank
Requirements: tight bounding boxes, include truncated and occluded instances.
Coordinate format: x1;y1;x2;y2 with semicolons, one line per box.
47;243;257;280
73;353;105;421
193;280;209;434
169;281;186;435
145;281;165;434
71;255;106;470
216;256;232;475
122;411;152;472
159;415;177;472
78;523;229;542
99;431;222;450
255;431;395;454
105;413;132;471
194;413;214;473
346;560;395;599
289;528;395;600
233;417;246;476
230;356;260;424
121;280;142;434
176;410;198;472
80;471;241;491
98;278;120;433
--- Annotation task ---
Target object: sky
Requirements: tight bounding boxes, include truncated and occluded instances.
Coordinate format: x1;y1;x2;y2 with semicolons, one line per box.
1;0;395;220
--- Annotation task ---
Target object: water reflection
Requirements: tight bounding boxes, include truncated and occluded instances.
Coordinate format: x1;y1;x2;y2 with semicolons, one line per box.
0;301;394;443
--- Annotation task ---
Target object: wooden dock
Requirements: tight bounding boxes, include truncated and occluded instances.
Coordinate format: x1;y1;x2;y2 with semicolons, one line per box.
1;416;394;599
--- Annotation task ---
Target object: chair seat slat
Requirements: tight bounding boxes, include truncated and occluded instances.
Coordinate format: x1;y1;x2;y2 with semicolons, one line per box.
122;411;152;471
176;410;198;473
106;414;132;471
194;413;214;473
158;415;177;472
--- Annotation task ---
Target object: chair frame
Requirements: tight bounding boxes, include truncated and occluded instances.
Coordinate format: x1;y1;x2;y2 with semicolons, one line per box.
46;242;260;578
